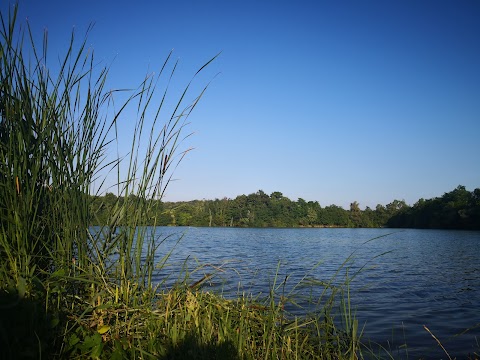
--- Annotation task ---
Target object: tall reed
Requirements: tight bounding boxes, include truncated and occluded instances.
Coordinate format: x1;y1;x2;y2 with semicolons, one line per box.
0;5;364;359
0;4;213;357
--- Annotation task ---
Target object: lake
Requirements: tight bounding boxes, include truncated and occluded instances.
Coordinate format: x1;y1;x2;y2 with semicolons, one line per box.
149;227;480;359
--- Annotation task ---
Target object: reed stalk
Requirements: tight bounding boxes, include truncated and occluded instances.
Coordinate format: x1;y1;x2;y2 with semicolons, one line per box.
0;5;365;359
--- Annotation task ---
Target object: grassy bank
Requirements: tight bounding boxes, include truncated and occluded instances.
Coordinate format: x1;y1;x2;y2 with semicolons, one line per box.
0;6;364;359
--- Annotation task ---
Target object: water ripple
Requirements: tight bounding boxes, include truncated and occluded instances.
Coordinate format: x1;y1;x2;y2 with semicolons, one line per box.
148;227;480;358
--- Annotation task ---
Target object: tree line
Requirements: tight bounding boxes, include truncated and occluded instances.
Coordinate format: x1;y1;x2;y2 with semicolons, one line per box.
89;185;479;229
387;185;480;229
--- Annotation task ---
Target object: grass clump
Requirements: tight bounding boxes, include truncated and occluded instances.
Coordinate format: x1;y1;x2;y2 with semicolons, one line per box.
0;5;362;359
58;279;362;359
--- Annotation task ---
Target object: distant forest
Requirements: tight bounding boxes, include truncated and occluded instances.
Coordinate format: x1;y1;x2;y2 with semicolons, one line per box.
90;185;480;230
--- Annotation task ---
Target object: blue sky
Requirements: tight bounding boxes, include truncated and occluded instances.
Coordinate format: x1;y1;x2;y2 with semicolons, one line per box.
5;0;480;209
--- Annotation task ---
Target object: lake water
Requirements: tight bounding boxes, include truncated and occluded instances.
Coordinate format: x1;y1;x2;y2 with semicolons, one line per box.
149;227;480;359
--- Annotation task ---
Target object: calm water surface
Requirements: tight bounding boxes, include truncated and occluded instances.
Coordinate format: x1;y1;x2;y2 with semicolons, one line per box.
151;227;480;359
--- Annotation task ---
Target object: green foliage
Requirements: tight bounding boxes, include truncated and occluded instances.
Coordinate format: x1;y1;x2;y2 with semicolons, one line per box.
387;185;480;229
91;191;402;228
90;186;480;230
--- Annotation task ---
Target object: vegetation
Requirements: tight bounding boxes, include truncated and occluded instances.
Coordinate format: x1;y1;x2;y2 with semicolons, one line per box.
90;186;480;229
387;185;480;230
90;191;406;228
0;6;364;359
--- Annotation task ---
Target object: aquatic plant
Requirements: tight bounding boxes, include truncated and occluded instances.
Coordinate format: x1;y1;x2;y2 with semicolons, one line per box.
0;5;362;359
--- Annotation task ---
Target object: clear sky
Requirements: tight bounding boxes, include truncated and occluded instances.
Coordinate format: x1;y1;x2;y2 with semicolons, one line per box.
4;0;480;209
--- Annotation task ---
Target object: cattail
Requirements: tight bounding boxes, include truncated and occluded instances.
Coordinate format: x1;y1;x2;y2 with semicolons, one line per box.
162;154;168;174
